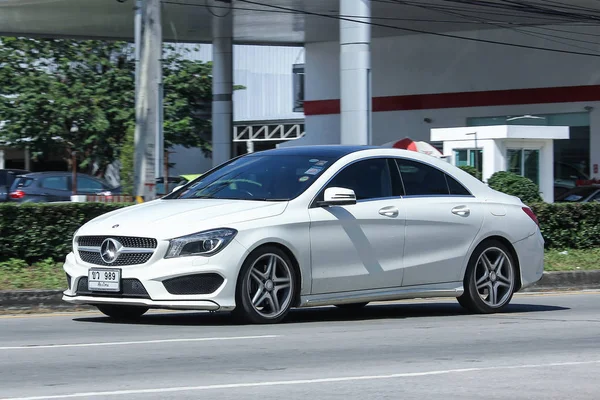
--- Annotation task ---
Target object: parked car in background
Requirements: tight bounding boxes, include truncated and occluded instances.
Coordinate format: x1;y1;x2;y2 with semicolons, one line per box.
9;172;120;203
0;169;30;202
554;162;589;198
555;185;600;203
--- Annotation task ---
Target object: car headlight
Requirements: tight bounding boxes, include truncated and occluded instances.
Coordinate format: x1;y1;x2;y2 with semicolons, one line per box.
165;228;237;259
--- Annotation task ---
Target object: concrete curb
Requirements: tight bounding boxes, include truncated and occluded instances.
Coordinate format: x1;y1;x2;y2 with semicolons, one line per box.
1;270;599;311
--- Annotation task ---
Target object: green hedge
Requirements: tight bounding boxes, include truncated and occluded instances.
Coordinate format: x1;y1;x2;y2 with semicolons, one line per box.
0;203;130;263
0;202;599;264
531;202;600;250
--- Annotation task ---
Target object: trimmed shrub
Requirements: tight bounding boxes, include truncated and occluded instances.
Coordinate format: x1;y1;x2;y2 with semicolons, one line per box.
531;202;600;250
458;166;482;181
487;171;543;204
0;202;130;263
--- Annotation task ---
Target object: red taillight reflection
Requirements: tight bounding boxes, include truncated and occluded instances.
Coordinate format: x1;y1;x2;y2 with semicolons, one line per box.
522;207;539;227
9;190;25;199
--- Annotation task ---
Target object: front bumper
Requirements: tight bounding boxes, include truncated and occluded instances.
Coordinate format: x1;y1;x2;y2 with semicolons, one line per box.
62;239;249;312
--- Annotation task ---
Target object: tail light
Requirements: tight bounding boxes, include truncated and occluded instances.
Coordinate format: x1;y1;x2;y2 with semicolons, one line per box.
522;207;539;227
9;190;25;199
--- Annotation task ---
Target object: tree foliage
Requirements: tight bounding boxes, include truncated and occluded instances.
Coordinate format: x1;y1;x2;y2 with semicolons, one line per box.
0;38;218;176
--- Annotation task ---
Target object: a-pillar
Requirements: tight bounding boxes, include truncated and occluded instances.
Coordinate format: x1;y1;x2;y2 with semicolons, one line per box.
340;0;371;145
211;5;234;167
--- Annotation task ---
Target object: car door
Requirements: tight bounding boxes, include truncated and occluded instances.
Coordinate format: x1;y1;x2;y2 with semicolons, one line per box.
394;158;485;287
39;175;71;202
308;158;406;294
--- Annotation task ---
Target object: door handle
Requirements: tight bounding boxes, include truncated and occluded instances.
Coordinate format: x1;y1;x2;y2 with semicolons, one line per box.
452;205;470;217
379;206;399;218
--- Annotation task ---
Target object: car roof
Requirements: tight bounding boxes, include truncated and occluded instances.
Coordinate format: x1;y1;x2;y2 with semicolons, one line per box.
17;171;98;178
249;145;379;158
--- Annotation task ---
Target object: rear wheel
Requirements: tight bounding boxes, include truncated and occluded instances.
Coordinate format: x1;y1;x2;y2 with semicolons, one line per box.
457;240;516;314
96;305;148;320
335;302;369;310
233;246;297;324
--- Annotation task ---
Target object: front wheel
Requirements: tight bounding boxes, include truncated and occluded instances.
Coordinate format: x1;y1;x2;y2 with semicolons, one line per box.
96;304;149;320
457;240;516;314
233;246;297;324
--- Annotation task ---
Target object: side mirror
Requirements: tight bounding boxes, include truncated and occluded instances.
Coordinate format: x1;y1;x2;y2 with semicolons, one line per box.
320;187;357;206
171;185;183;193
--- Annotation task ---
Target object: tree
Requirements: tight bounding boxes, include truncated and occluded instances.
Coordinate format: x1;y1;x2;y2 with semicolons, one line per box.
0;38;219;177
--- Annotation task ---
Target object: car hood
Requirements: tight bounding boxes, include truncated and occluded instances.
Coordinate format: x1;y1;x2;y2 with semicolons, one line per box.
77;199;288;240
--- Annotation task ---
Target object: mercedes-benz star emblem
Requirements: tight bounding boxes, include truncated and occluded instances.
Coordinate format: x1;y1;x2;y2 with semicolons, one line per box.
100;238;123;264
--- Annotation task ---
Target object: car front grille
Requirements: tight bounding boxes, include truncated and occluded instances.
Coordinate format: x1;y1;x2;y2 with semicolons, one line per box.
76;236;157;266
163;273;225;295
78;236;157;249
76;277;150;299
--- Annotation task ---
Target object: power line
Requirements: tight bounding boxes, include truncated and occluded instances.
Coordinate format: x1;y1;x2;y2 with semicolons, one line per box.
235;0;600;58
388;0;600;53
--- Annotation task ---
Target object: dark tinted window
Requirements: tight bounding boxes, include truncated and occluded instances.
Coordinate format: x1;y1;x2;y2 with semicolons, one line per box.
41;176;69;191
12;177;35;189
78;177;105;191
395;159;449;196
326;158;392;200
557;187;599;202
446;174;471;196
388;159;405;196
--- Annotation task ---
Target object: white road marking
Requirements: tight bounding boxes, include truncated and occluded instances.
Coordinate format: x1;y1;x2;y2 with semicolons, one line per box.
2;360;599;400
0;335;279;350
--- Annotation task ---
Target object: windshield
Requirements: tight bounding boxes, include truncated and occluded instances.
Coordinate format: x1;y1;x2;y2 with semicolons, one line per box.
168;154;336;201
556;187;599;202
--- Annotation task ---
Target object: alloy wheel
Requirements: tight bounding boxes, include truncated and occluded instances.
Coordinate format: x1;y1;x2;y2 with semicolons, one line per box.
246;253;293;319
474;247;515;308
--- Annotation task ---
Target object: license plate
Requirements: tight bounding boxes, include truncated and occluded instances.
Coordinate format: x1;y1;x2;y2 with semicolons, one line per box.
88;268;121;292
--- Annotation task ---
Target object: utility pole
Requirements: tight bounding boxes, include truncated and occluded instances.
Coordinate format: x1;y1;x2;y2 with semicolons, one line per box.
134;0;162;201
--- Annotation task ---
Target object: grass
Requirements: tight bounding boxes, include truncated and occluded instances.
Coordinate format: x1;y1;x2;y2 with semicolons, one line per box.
0;259;66;291
0;250;598;290
544;249;600;272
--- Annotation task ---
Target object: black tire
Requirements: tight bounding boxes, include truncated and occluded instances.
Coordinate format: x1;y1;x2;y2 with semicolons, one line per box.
335;302;369;310
96;304;149;320
457;240;517;314
233;246;297;324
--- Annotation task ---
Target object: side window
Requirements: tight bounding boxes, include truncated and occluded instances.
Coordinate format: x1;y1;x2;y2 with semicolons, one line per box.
41;176;69;191
395;159;449;196
78;177;105;192
325;158;392;201
446;174;471;196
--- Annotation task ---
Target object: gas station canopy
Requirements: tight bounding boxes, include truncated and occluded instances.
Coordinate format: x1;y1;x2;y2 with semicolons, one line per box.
0;0;572;45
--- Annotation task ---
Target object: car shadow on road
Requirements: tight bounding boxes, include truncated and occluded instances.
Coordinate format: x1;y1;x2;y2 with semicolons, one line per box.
72;301;569;326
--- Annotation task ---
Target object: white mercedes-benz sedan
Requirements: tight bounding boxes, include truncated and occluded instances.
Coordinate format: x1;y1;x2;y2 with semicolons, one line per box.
62;145;544;323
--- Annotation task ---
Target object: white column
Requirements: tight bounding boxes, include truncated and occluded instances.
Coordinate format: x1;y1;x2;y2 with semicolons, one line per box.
134;0;162;200
340;0;371;145
212;8;234;167
0;149;5;170
246;141;254;154
589;108;600;179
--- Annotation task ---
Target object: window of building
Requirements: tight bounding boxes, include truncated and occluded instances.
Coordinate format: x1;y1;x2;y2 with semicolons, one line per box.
454;149;483;173
507;149;540;185
292;64;304;113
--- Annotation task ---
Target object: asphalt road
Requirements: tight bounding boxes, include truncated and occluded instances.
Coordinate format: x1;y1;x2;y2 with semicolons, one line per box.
1;292;599;400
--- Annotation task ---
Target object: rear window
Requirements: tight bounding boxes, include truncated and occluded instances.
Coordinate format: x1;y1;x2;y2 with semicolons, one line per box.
12;177;35;189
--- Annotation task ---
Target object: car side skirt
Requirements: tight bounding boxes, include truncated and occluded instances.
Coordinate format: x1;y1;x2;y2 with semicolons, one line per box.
298;282;464;308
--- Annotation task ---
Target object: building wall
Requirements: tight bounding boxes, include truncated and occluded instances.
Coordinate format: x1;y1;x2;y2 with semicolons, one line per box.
183;44;305;122
169;44;305;175
301;24;600;177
